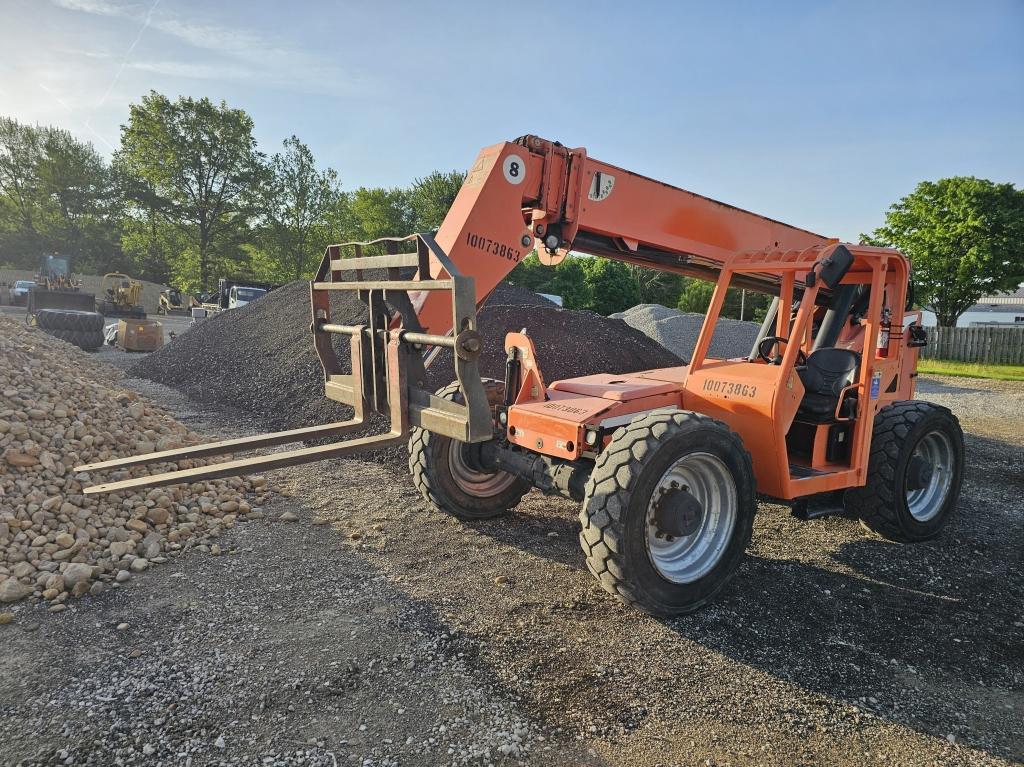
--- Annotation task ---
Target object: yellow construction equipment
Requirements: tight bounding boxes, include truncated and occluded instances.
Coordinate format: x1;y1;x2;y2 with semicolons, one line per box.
98;273;145;318
158;287;196;316
27;254;96;318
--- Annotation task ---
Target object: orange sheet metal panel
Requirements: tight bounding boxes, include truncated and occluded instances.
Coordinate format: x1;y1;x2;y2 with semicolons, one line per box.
681;359;798;498
507;394;609;460
549;373;679;401
507;390;680;460
411;142;539;336
635;365;690;385
576;158;828;261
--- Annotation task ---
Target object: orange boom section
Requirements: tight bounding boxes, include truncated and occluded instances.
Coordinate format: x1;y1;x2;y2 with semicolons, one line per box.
412;136;830;336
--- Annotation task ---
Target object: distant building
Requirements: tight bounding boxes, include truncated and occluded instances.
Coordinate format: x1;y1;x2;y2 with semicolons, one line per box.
919;285;1024;327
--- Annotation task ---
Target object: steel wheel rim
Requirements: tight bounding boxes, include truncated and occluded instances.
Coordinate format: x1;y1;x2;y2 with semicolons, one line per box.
448;441;518;498
906;430;955;522
645;452;737;584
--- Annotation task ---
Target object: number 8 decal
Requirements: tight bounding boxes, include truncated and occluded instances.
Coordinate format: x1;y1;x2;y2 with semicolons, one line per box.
503;154;526;185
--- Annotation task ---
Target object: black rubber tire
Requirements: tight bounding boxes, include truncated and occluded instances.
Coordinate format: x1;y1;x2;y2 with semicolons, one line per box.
579;409;757;617
35;309;104;333
409;380;531;520
45;328;103;351
844;401;964;542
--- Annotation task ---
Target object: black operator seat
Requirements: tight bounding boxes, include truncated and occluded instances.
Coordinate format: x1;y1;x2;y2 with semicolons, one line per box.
796;348;860;423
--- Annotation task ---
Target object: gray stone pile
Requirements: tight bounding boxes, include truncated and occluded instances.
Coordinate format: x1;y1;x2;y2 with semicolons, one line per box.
0;316;272;610
611;303;761;361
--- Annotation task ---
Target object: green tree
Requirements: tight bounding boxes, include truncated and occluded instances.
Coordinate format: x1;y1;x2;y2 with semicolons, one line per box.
676;278;714;314
864;177;1024;327
549;256;592;309
510;253;591;308
35;127;114;269
120;213;188;286
118;91;263;289
113;158;178;283
508;252;548;291
409;170;465;231
0;118;119;272
676;277;771;322
581;258;641;314
626;263;684;306
258;135;340;280
0;117;44;265
346;186;414;247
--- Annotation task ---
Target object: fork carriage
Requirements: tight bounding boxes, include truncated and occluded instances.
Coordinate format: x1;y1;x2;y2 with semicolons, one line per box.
77;233;496;495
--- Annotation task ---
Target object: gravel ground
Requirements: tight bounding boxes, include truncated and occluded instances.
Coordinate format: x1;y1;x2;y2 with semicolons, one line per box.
611;304;760;361
0;361;1020;765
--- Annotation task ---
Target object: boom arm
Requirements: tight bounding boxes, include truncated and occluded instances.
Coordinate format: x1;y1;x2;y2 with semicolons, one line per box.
414;135;831;336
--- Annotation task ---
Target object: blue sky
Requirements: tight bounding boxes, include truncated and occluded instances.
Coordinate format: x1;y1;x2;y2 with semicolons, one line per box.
2;0;1021;241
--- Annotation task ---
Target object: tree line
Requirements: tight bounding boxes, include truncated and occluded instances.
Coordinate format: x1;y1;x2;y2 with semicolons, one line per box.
0;91;463;292
2;90;1021;324
507;255;776;320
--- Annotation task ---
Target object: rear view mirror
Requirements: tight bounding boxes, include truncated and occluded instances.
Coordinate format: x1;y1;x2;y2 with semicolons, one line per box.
818;245;854;289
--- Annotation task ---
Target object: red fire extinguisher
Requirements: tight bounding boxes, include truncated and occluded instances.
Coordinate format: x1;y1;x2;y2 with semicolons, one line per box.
877;306;892;358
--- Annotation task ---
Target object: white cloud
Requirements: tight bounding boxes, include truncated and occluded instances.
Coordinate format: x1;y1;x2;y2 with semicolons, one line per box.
50;0;139;17
127;59;252;80
47;0;363;93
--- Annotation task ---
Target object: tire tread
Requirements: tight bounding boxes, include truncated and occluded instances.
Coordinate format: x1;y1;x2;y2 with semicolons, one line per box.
845;400;962;542
579;408;755;615
409;380;529;519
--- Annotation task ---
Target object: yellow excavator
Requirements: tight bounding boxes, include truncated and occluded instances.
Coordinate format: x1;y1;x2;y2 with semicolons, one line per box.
97;272;146;318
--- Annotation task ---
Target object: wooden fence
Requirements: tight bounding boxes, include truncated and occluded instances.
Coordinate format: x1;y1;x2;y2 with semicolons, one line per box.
921;325;1024;364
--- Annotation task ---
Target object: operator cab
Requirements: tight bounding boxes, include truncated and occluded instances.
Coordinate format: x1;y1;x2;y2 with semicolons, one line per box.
716;246;869;478
753;281;866;427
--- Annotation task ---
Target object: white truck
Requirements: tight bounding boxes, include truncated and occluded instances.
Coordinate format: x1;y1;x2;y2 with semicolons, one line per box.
191;278;274;324
227;284;267;309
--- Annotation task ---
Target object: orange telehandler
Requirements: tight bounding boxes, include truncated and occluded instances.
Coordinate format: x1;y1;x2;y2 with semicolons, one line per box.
78;136;964;616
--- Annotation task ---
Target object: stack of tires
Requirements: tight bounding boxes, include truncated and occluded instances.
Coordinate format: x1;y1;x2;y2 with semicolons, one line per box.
34;309;105;351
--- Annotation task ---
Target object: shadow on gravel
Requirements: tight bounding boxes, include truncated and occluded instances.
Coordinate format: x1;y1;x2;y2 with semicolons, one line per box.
469;493;1023;760
468;507;586;570
663;547;1023;761
963;433;1024;485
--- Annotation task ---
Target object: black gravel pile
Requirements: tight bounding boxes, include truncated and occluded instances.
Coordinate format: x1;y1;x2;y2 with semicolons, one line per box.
128;281;677;464
432;305;682;384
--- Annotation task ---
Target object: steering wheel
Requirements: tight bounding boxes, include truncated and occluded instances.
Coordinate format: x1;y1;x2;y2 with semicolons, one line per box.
757;336;807;366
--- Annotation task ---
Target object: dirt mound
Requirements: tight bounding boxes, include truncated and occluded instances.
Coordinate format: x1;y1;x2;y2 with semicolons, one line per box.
129;281;680;459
